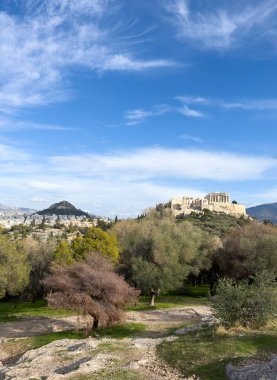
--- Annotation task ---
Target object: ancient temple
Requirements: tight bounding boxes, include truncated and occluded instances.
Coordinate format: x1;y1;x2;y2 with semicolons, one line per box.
170;192;246;217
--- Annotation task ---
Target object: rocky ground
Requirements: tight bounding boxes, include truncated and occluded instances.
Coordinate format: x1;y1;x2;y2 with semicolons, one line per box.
0;306;275;380
0;306;211;380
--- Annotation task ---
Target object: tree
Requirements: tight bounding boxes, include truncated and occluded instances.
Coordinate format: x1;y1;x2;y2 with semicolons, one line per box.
54;241;74;265
72;227;119;262
22;237;56;301
0;236;30;299
216;221;277;279
113;210;220;305
43;254;138;329
54;227;120;264
211;274;277;328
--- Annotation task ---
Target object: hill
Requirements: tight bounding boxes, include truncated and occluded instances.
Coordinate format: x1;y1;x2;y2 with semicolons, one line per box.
37;201;90;218
247;203;277;223
179;210;249;236
0;204;36;214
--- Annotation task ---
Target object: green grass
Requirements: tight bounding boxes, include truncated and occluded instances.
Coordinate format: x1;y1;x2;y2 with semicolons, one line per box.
0;288;208;320
181;284;210;297
0;315;17;323
91;322;145;339
0;299;74;320
128;292;208;311
157;326;277;380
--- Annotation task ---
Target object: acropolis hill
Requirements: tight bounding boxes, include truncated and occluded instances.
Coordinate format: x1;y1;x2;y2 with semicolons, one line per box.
170;192;246;218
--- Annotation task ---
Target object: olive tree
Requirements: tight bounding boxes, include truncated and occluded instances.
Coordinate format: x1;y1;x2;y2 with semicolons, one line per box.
0;236;30;299
211;274;277;328
113;210;220;305
22;237;57;301
217;221;277;279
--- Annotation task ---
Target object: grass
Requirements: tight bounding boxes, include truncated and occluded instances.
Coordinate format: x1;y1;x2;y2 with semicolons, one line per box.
0;315;17;323
0;287;208;320
127;288;208;311
1;322;146;363
157;324;277;380
0;299;74;321
71;369;144;380
91;322;145;339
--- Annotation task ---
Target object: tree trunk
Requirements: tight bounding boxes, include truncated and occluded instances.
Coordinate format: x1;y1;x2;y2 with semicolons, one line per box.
93;318;99;329
149;294;155;306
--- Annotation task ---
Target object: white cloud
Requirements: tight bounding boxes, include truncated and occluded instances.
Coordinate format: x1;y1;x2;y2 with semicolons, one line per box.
0;142;276;216
50;147;275;181
0;117;72;131
125;101;204;125
181;134;203;143
0;143;30;161
177;95;277;113
0;0;176;111
222;99;277;110
29;196;48;203
163;0;277;51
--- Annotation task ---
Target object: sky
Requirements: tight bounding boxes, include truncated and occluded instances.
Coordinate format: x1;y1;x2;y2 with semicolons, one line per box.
1;0;277;217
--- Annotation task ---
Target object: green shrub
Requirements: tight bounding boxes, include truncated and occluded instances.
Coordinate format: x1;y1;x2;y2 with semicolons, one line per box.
211;275;277;328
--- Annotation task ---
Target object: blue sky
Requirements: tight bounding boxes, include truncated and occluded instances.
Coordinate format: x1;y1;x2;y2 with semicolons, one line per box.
1;0;277;217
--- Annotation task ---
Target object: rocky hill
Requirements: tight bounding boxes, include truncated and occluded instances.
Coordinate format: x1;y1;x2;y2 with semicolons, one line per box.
247;203;277;223
36;200;90;218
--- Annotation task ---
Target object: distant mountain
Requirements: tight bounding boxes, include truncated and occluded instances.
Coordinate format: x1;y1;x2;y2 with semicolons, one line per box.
246;203;277;223
37;200;90;217
0;204;36;214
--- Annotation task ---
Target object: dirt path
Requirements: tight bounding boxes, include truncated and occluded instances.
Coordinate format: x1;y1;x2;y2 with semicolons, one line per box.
0;316;85;340
0;306;212;379
0;306;211;340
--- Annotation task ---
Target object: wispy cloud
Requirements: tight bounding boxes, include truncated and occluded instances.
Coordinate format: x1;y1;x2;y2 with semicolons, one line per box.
0;0;176;111
181;134;203;143
163;0;277;51
125;94;277;125
222;99;277;110
50;147;275;181
177;95;277;113
0;117;72;132
125;100;204;125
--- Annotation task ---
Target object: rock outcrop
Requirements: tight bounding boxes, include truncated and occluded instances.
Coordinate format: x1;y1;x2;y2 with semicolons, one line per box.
226;356;277;380
0;338;115;380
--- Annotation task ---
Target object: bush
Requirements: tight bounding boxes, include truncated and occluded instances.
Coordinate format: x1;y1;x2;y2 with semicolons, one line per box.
211;275;277;328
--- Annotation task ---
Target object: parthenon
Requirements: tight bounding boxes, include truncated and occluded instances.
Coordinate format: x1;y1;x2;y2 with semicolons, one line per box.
170;192;246;217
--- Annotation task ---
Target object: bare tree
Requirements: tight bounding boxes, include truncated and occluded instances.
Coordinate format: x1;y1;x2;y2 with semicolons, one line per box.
43;253;139;329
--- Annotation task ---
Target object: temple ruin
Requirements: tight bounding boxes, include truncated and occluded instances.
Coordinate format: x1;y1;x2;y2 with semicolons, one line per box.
170;192;246;217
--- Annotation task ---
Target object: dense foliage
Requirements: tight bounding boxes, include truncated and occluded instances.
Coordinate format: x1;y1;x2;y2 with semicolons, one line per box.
54;227;119;264
23;237;56;300
211;275;277;328
217;222;277;279
0;235;30;299
113;209;220;303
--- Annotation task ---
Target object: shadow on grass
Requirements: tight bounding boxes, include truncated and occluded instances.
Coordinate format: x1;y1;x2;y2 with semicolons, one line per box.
0;315;17;323
91;322;145;339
